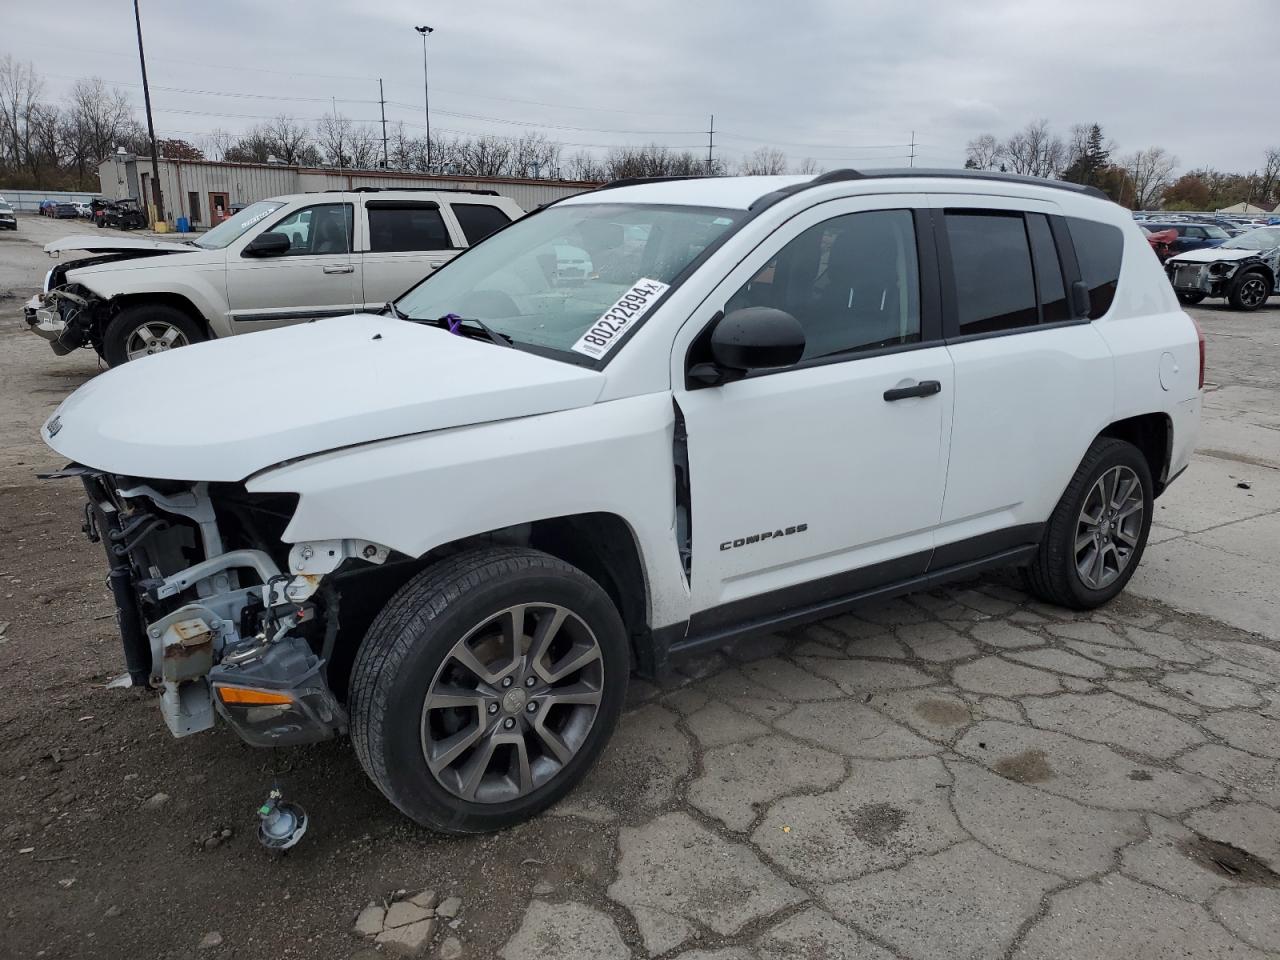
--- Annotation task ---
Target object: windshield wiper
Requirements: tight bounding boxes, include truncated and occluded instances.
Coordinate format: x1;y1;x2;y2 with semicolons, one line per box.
383;300;407;320
414;314;512;348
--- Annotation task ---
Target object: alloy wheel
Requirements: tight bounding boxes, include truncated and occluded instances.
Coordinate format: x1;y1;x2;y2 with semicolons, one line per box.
420;603;605;803
1075;465;1144;590
125;321;190;360
1239;277;1267;308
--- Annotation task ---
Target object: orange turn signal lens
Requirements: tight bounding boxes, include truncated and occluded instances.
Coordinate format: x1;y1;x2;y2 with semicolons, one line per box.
217;686;294;706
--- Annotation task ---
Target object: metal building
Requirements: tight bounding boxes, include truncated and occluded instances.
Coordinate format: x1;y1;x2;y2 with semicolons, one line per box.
97;154;597;228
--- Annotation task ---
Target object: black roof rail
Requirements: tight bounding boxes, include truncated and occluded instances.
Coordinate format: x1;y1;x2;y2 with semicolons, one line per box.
749;167;1110;211
312;186;500;196
592;175;711;193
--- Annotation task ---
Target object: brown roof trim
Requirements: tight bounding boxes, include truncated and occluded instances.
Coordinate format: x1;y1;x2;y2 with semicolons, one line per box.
102;155;599;189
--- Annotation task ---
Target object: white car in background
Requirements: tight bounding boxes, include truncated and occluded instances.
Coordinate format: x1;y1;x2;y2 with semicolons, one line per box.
25;189;522;365
1165;226;1280;310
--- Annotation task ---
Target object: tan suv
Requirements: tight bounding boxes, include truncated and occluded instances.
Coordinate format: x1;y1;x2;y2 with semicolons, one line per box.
27;188;523;365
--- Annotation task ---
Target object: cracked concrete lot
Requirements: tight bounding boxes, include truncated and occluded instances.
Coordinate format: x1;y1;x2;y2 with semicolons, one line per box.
1;217;1278;959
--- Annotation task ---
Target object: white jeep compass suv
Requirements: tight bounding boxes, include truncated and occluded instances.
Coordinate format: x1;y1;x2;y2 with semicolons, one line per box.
41;169;1203;833
26;188;522;365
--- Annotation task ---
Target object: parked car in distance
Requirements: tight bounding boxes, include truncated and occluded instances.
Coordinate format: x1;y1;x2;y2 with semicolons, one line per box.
40;169;1202;833
99;198;149;230
28;188;523;365
1166;225;1280;309
1139;222;1229;256
0;199;16;230
1140;225;1178;261
39;199;59;217
74;201;94;218
53;202;79;219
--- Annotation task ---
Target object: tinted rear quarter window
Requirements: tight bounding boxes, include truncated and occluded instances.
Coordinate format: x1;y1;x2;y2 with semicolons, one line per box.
452;203;512;246
945;211;1039;334
1026;213;1070;324
1066;217;1124;319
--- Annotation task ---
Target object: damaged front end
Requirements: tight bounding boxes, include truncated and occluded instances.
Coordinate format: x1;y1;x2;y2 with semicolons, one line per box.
25;247;184;355
30;285;103;356
66;467;387;747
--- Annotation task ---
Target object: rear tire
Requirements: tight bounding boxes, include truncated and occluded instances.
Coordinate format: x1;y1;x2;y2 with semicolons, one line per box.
349;547;629;834
1227;271;1271;311
1023;437;1153;610
1177;291;1206;305
101;304;206;366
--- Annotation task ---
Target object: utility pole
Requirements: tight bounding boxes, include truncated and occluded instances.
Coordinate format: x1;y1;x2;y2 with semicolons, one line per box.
132;0;164;222
378;78;389;169
908;130;916;168
706;114;715;173
415;26;434;171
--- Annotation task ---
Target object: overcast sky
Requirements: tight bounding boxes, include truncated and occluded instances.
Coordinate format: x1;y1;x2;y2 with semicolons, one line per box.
6;0;1274;174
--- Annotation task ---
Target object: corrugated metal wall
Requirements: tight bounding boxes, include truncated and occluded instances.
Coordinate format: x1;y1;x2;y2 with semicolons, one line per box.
98;158;595;224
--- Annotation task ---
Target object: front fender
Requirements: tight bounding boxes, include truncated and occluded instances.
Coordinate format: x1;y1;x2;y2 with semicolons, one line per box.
68;261;230;336
245;393;690;629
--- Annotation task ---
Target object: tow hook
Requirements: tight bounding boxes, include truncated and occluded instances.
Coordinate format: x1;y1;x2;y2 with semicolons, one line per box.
256;784;308;852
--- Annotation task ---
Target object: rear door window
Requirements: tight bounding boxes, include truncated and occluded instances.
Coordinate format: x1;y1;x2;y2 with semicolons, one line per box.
451;203;512;246
945;211;1039;334
366;202;452;252
1066;217;1124;319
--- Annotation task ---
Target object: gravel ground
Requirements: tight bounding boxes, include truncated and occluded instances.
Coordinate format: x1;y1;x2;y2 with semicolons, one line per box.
1;212;1279;960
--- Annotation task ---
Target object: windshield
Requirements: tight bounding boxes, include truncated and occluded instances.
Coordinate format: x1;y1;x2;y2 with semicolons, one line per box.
1223;227;1280;250
395;202;743;361
1202;225;1230;239
194;200;285;250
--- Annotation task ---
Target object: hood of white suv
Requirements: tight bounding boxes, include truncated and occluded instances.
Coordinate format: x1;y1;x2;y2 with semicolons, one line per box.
1167;247;1262;265
43;314;605;482
44;235;195;255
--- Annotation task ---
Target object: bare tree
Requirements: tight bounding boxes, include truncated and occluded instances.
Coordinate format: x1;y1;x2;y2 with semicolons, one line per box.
259;114;316;165
1002;120;1065;178
566;150;606;182
738;146;788;175
602;143;707;180
0;55;45;180
60;78;141;186
793;157;823;175
1123;146;1177;209
964;133;1000;170
1258;147;1280;209
458;134;514;177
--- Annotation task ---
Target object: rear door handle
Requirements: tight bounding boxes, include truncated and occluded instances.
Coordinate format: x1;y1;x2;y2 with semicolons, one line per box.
322;264;355;274
883;379;942;402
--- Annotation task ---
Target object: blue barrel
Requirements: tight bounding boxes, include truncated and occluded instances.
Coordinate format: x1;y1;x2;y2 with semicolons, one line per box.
176;216;190;233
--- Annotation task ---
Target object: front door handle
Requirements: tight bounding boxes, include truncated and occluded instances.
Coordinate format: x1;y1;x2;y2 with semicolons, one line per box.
883;379;942;402
322;264;355;274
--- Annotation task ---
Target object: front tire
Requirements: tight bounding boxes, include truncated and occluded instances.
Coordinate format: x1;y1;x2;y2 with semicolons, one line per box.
349;547;629;834
1023;437;1153;609
1227;271;1271;311
101;304;206;366
1177;291;1206;305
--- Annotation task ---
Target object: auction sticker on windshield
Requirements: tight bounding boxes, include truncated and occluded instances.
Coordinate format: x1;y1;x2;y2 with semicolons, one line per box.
571;278;670;359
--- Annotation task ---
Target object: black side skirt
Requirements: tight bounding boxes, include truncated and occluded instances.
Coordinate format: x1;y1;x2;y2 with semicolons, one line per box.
643;523;1043;677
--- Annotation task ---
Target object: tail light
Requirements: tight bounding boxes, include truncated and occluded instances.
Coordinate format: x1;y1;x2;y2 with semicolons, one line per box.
1192;316;1205;389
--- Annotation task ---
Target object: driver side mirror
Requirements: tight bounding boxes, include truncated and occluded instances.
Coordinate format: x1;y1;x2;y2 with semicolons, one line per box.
688;307;806;386
244;231;291;257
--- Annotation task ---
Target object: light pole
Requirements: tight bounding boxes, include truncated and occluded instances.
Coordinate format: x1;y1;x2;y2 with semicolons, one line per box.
133;0;164;223
415;25;434;171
